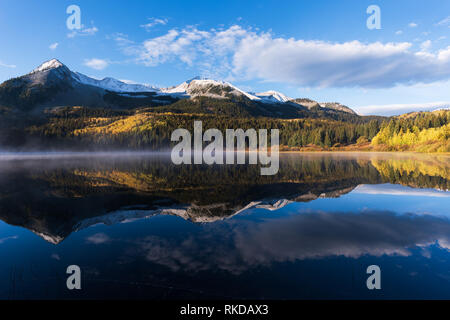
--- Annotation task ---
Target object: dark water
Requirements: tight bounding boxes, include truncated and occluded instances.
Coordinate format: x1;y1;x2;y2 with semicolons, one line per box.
0;152;449;299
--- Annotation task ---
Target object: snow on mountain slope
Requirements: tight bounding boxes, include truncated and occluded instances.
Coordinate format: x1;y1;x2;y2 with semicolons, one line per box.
25;59;159;93
161;77;261;100
72;72;159;93
31;59;65;73
255;90;292;103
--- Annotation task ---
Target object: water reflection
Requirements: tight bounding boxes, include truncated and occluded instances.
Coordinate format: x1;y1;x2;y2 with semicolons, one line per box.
0;152;449;299
0;152;448;243
109;209;450;276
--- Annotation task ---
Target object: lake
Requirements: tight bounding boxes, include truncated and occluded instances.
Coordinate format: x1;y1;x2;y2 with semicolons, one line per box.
0;152;449;299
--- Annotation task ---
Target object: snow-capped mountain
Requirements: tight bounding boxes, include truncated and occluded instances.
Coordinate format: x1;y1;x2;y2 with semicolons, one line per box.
161;78;296;104
161;77;260;101
0;59;358;115
28;59;158;93
72;72;159;93
31;59;66;73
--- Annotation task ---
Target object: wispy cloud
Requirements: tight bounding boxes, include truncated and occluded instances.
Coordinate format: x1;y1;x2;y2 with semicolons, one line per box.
117;24;450;88
67;25;98;38
0;60;16;68
356;101;450;116
83;58;109;70
436;16;450;26
140;18;168;31
409;22;418;28
395;30;403;35
49;42;58;50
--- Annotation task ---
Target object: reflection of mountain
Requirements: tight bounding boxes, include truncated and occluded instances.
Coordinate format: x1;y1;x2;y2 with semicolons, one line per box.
0;153;448;243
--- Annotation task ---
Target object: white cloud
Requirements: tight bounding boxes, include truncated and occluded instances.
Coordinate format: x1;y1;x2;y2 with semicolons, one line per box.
420;40;432;51
436;16;450;26
49;42;58;50
395;30;403;35
67;25;98;38
140;18;168;31
83;58;109;70
119;24;450;88
0;60;16;68
356;101;450;116
409;22;418;28
83;27;98;35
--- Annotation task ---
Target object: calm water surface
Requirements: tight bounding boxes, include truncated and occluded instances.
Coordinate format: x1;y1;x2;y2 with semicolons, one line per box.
0;152;449;299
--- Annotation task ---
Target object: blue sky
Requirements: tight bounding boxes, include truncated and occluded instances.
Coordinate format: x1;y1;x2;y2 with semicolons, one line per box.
0;0;449;115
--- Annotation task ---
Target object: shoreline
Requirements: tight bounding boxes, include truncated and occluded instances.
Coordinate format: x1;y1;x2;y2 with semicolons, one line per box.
0;150;448;157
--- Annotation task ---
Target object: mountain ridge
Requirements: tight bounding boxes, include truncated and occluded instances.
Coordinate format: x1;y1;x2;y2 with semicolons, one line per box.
0;59;358;115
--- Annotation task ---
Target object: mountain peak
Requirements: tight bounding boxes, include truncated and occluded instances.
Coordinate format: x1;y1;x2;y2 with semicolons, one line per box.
32;59;65;73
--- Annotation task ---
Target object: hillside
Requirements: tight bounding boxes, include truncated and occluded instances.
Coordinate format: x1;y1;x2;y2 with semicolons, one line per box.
371;110;450;152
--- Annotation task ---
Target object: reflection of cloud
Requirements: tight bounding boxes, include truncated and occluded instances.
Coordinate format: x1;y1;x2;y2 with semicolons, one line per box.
0;235;18;244
354;184;450;198
126;210;450;275
51;253;60;260
133;233;248;274
234;211;450;265
86;233;111;244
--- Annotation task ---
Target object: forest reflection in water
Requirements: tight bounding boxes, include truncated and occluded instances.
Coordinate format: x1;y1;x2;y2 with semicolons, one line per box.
0;152;448;243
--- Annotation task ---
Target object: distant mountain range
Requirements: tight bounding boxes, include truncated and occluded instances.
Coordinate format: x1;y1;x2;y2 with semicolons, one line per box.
0;59;357;115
